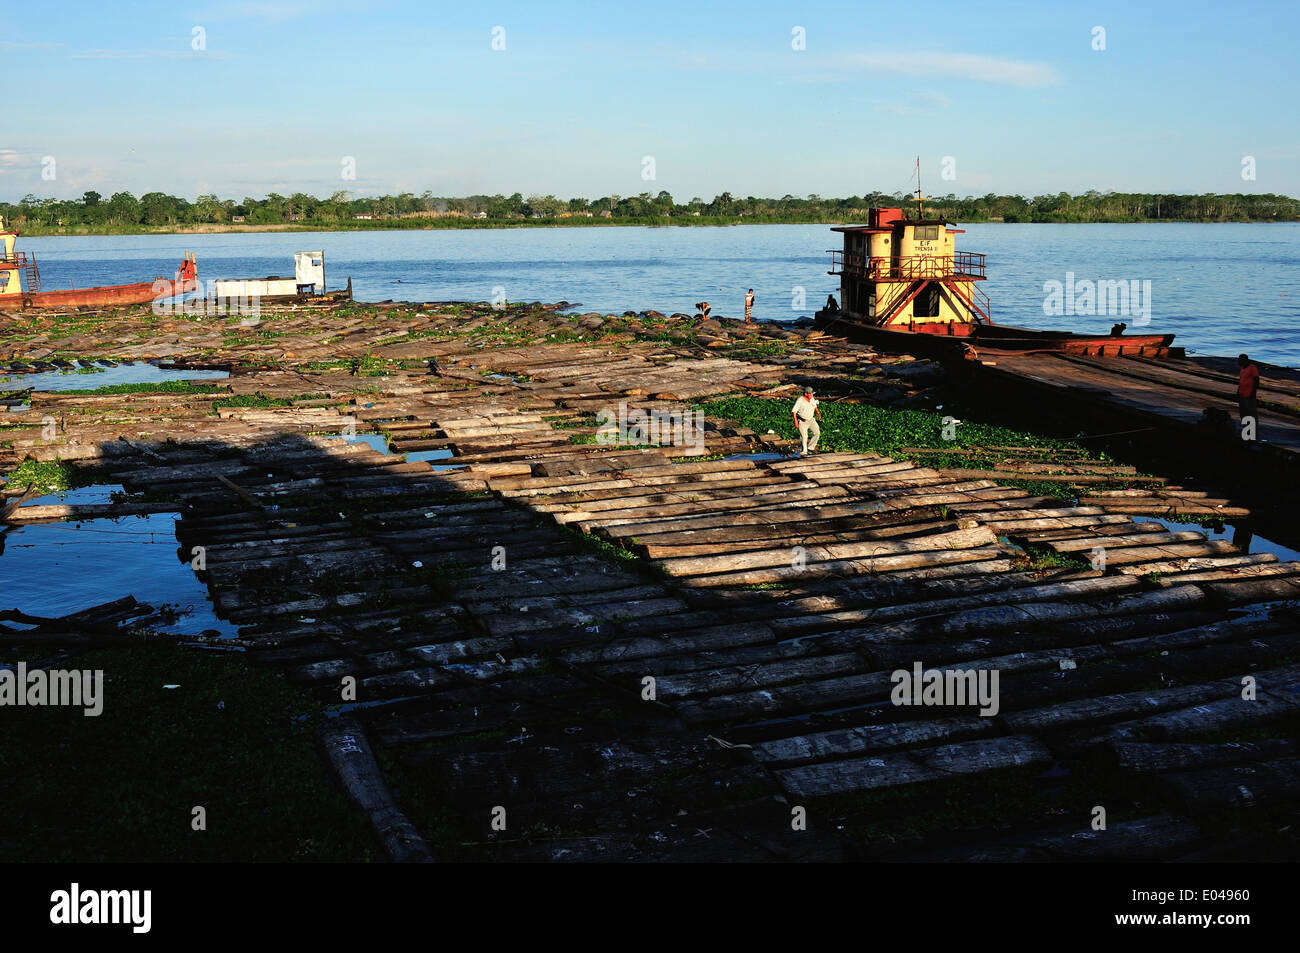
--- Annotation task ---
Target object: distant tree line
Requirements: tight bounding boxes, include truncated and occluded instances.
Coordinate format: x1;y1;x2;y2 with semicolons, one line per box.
4;188;1297;232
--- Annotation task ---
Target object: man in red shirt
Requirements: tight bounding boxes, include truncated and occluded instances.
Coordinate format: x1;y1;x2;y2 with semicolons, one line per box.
1238;353;1260;431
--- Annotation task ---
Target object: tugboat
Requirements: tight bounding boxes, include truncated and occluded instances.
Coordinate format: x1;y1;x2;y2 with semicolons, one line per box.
0;218;198;309
814;173;1178;358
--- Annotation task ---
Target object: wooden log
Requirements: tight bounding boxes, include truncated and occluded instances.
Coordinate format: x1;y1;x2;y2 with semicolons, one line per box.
558;621;780;666
627;507;951;550
475;596;687;637
1202;576;1300;605
751;717;998;767
1150;562;1300;585
655;526;997;577
1107;666;1300;742
569;486;853;529
677;546;1013;588
1157;759;1300;813
823;586;1207;648
775;735;1052;797
637;520;970;559
1000;680;1243;735
1081;501;1252;518
938;469;1160;485
1074;540;1239;566
768;574;1140;636
533;476;796;510
1116;553;1278;576
1110;739;1297;774
1048;530;1208;552
908;814;1205;862
316;717;434;862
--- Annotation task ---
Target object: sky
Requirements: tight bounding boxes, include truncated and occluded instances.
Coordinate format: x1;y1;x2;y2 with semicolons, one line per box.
2;0;1298;202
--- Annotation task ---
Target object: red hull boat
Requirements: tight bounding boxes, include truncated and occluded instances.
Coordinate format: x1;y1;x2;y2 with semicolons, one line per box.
13;273;199;309
813;313;1181;359
819;201;1178;359
1;221;197;310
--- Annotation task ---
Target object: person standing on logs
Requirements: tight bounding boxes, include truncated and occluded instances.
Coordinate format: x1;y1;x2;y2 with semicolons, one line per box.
792;387;822;455
744;288;755;323
1238;353;1260;435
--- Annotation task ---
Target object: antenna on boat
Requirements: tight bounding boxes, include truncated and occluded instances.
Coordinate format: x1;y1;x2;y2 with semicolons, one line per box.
911;156;928;219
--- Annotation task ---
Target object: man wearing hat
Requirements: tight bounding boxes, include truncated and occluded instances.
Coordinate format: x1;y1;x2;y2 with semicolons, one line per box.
791;387;822;455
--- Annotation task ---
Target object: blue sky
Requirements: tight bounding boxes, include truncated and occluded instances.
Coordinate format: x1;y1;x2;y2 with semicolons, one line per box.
3;0;1297;201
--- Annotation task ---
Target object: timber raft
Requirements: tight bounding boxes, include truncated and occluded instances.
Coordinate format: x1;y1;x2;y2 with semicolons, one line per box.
3;300;1299;862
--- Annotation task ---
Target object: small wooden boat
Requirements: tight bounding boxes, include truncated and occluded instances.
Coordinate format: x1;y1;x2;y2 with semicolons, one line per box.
0;220;198;309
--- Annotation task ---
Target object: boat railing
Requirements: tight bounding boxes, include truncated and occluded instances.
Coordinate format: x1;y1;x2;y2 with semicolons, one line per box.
1;250;40;292
829;250;986;280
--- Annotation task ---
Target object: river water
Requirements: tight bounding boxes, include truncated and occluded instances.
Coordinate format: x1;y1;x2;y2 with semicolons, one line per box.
18;222;1300;366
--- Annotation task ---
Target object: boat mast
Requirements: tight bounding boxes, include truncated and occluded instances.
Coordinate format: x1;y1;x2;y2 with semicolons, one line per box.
912;156;928;219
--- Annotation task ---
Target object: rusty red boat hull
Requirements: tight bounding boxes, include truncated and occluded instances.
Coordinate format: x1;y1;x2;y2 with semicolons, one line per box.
814;311;1180;358
1;277;198;309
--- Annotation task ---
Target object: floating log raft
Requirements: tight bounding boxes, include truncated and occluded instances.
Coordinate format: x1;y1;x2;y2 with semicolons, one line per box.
2;299;1298;861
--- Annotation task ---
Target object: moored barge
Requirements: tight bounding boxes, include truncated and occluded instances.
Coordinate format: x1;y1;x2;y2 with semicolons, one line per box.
0;219;197;309
814;206;1179;358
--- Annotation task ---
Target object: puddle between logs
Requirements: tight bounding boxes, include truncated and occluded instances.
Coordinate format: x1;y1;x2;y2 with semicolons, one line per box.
0;361;230;394
405;447;465;470
326;432;394;456
326;435;465;471
0;505;240;638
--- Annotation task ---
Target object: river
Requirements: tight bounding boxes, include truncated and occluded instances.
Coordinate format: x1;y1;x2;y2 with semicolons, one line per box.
17;221;1300;366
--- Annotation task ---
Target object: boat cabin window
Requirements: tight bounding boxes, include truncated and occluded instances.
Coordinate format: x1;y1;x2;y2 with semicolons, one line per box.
916;285;940;318
914;225;940;241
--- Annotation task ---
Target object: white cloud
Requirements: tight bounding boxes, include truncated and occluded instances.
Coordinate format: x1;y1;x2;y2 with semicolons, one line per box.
73;48;235;60
874;89;955;116
0;41;63;51
848;51;1058;88
0;150;35;176
664;46;1058;89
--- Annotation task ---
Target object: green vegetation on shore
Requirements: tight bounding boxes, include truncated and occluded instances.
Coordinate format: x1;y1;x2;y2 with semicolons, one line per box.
0;640;376;861
7;188;1298;235
3;458;85;493
45;380;230;397
700;395;1109;501
700;395;1088;461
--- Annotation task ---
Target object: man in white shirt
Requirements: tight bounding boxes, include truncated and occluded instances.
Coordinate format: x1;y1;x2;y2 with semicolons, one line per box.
791;387;822;454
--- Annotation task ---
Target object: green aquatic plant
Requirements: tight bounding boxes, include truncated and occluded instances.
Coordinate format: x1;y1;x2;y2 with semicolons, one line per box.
54;381;229;397
4;458;83;493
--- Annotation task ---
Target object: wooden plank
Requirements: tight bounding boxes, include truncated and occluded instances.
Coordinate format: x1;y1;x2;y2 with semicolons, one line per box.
776;736;1052;797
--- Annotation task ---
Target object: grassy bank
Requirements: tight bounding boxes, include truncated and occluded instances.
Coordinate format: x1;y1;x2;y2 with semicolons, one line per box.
0;639;376;862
